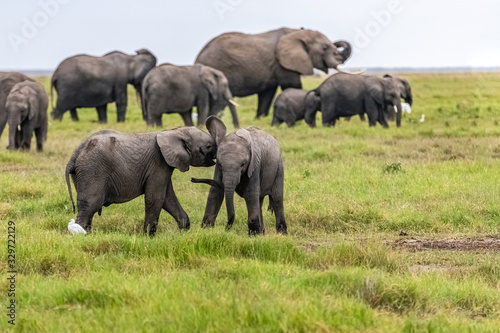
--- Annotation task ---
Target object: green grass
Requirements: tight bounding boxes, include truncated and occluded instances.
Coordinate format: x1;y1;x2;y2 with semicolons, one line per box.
2;72;500;332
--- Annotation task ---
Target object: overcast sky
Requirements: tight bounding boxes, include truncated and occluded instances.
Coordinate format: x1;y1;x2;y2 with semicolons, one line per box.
0;0;499;71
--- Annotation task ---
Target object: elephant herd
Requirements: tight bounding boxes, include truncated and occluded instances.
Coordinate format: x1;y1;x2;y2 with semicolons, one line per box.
0;26;415;236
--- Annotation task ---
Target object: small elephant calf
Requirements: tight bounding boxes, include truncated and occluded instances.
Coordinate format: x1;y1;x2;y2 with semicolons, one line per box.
192;116;287;235
6;81;48;152
272;88;319;127
66;127;217;236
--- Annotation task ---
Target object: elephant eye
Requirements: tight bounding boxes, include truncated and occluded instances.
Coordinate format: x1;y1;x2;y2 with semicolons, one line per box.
206;144;212;150
322;44;329;51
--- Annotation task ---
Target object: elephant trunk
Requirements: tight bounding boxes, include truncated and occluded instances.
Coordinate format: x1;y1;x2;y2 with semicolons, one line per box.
395;102;402;128
227;102;240;128
7;116;21;150
225;188;236;231
333;40;352;63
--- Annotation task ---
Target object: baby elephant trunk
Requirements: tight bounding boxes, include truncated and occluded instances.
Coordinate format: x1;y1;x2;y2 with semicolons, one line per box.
224;188;236;231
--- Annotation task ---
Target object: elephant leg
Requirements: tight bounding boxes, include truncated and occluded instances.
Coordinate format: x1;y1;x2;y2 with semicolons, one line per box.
34;127;44;152
180;109;194;127
143;188;165;237
359;113;366;121
202;165;224;228
96;105;107;123
116;91;128;122
256;87;277;118
244;194;264;236
70;108;79;121
269;170;287;234
0;111;7;139
377;107;389;128
163;181;190;230
364;98;378;127
322;107;337;127
148;113;163;127
20;125;33;151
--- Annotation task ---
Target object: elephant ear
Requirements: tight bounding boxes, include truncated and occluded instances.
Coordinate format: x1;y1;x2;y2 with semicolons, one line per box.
206;116;226;145
236;128;261;178
26;87;39;120
156;130;191;172
276;31;314;75
200;66;219;101
367;80;385;105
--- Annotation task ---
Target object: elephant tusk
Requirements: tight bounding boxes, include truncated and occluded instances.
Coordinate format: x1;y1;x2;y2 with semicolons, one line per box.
17;125;21;131
334;66;365;75
228;99;239;107
394;105;398;113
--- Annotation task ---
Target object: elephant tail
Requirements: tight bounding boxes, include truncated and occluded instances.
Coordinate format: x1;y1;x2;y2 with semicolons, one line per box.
65;156;76;214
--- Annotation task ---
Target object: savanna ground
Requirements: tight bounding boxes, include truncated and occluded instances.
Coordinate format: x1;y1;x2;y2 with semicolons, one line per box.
1;72;500;332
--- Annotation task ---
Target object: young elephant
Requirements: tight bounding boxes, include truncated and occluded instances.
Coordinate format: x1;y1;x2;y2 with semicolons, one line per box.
66;127;217;236
304;73;402;128
142;63;239;128
192;116;287;236
271;88;320;127
6;81;48;152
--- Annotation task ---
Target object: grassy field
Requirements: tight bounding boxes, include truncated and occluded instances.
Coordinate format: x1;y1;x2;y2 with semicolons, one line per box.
1;72;500;332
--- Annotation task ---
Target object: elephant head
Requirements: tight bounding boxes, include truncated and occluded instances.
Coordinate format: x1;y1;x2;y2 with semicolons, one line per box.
303;90;322;127
156;126;217;172
368;76;402;127
276;30;351;75
383;75;412;127
205;116;259;229
130;49;157;96
5;84;38;150
200;65;239;128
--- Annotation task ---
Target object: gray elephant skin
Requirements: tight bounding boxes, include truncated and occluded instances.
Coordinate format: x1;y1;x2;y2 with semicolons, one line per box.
272;88;317;127
6;81;48;152
0;72;34;140
65;127;216;236
345;74;413;123
304;73;402;128
196;27;352;118
51;49;157;123
192;116;287;236
142;63;239;128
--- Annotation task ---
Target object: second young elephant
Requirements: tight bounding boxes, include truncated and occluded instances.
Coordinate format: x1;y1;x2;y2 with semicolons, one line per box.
141;64;239;128
6;81;48;152
271;88;320;127
66;127;217;236
192;116;287;236
304;73;402;128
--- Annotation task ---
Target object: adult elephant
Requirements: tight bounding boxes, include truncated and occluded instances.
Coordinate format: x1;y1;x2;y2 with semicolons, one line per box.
195;28;352;118
0;72;34;140
304;73;402;128
142;63;239;128
51;49;157;123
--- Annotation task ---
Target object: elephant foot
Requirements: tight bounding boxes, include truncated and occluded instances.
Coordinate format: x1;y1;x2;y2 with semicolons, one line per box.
277;225;287;235
225;222;234;231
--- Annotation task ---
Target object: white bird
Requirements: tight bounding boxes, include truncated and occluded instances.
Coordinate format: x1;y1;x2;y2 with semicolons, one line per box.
68;219;86;235
402;103;412;114
420;114;425;122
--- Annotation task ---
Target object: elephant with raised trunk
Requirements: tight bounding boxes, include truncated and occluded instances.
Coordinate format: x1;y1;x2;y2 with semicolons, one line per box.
51;49;156;123
192;116;287;236
196;27;352;118
66;127;216;236
6;81;48;152
142;63;239;128
304;73;402;128
0;72;34;140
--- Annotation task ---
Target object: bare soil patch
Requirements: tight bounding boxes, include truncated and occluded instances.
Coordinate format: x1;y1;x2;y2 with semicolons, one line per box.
393;236;500;251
